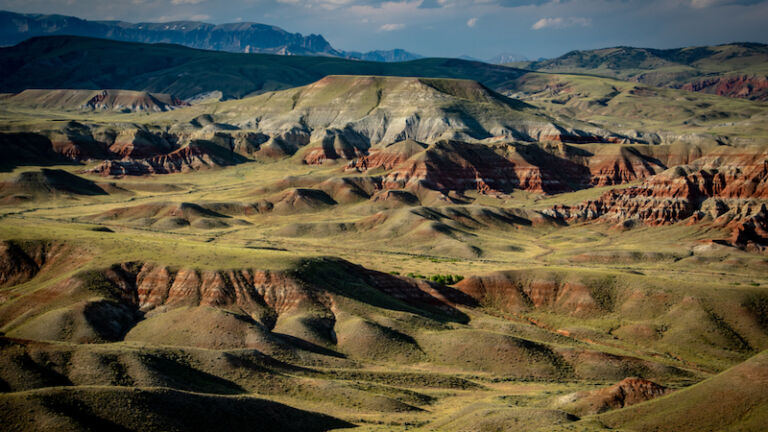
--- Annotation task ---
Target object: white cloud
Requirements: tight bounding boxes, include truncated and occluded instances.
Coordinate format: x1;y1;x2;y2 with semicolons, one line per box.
467;17;478;27
277;0;358;10
691;0;723;6
531;16;591;30
150;13;211;22
379;23;406;31
690;0;766;7
170;0;205;5
348;0;425;16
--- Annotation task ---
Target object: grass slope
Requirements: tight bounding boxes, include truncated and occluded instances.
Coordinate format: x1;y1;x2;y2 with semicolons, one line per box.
0;36;526;99
599;350;768;432
512;43;768;92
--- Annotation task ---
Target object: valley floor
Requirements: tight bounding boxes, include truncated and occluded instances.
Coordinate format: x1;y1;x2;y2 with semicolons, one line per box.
1;159;767;431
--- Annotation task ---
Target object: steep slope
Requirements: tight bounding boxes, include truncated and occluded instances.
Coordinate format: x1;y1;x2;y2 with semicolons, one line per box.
455;267;768;369
599;350;768;432
516;43;768;100
88;140;250;176
0;240;89;288
0;258;473;349
0;252;697;382
547;146;768;249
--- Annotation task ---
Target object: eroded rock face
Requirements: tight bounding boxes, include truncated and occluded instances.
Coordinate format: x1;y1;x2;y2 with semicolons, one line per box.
681;75;768;101
341;140;713;195
9;258;470;323
455;271;603;317
557;377;671;416
587;146;668;187
109;129;174;159
349;140;599;194
89;141;248;176
0;256;475;348
0;240;87;288
547;150;768;248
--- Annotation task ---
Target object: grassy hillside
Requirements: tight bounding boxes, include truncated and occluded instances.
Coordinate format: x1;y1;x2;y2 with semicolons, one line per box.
0;36;767;432
511;43;768;100
508;72;768;140
0;36;526;99
599;350;768;432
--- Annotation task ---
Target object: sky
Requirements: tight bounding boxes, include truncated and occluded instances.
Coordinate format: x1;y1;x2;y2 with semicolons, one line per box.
2;0;768;59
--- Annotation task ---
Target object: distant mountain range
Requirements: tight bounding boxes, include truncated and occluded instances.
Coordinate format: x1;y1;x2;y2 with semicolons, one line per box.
0;10;422;62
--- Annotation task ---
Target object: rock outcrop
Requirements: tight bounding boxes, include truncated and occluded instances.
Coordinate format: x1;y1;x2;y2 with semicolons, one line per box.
454;270;605;317
681;75;768;101
556;377;671;416
88;141;249;176
348;140;671;195
0;257;474;345
546;148;768;249
0;240;88;288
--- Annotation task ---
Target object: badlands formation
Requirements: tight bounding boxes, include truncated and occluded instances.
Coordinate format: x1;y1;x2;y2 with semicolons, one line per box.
0;37;767;432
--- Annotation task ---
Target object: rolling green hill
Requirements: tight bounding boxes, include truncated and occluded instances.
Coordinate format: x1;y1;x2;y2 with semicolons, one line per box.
511;43;768;100
0;36;526;100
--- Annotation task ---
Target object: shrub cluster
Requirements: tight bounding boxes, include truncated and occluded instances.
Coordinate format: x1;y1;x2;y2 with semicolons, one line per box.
405;273;464;285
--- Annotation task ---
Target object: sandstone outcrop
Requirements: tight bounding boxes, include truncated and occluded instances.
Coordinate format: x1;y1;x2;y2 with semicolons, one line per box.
455;271;605;317
681;75;768;101
0;257;474;345
88;140;248;176
546;148;768;248
556;377;671;416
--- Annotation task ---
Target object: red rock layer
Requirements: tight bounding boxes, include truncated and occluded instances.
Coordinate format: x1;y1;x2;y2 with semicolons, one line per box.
89;141;246;176
455;271;602;317
108;130;173;159
588;147;667;187
0;240;87;288
565;377;671;415
681;75;768;101
377;140;594;194
548;150;768;248
344;140;681;195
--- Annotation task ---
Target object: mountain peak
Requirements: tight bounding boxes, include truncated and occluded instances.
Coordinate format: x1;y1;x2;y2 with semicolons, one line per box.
0;10;422;62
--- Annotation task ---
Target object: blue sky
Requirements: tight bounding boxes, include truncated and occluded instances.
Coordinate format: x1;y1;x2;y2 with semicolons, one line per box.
2;0;767;59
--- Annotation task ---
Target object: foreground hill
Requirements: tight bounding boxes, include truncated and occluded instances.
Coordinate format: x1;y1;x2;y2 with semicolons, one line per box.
599;350;768;432
513;43;768;101
0;36;524;100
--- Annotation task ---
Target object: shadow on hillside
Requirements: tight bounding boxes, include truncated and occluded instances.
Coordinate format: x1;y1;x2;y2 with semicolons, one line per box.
293;257;477;324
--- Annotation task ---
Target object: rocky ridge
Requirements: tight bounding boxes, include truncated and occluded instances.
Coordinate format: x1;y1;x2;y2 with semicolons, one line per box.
546;148;768;249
